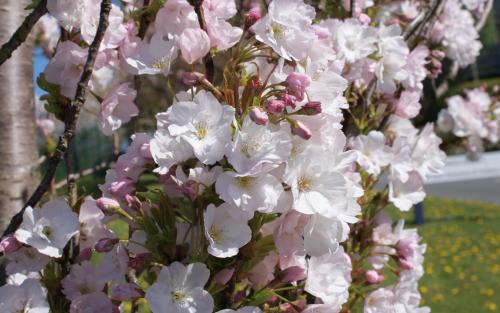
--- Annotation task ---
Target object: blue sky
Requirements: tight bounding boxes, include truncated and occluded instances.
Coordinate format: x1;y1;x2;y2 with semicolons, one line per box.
33;47;49;96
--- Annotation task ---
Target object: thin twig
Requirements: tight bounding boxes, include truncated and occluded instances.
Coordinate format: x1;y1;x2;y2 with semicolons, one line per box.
0;0;48;67
2;0;112;238
190;0;215;82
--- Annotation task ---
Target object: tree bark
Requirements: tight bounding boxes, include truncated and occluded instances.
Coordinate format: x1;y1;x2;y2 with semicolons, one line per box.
0;0;38;232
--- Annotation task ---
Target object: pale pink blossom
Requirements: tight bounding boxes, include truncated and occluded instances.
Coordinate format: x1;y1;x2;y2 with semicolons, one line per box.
100;83;138;136
179;28;211;64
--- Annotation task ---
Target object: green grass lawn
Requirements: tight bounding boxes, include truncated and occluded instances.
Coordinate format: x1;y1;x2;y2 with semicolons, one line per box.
395;197;500;313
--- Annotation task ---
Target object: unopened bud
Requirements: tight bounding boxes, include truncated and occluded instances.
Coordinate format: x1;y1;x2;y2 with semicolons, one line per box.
181;180;198;201
290;120;312;140
286;72;311;102
431;49;446;60
299;101;322;115
125;194;142;212
266;99;285;114
245;5;262;30
214;268;235;285
493;85;500;93
250;107;269;125
365;270;384;284
95;238;119;253
281;93;297;108
0;235;21;254
96;197;120;215
128;253;153;270
358;13;371;25
398;258;414;270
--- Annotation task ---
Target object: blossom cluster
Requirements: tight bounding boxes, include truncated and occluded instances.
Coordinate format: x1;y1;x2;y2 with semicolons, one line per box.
438;86;500;158
0;0;489;312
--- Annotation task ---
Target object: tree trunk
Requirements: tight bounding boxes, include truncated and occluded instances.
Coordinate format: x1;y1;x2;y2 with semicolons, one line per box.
0;0;38;232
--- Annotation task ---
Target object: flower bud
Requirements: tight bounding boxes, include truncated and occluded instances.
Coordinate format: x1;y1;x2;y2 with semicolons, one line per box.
358;13;371;25
112;283;142;301
281;93;297;108
96;197;120;215
290;120;312;140
181;180;198;201
365;270;384;284
182;71;205;86
493;85;499;93
245;5;262;29
0;235;21;254
266;99;285;114
250;107;269;125
431;49;446;60
95;238;119;253
299;101;322;115
398;258;414;270
125;194;142;212
214;267;235;285
285;72;311;101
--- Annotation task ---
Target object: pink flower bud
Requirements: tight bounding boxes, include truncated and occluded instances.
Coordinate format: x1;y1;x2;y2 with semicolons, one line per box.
365;270;384;284
290;120;312;140
286;72;311;101
250;107;269;125
300;101;322;115
281;93;297;108
358;13;371;25
95;238;120;253
397;238;414;259
77;247;93;262
182;71;205;86
96;197;120;215
125;194;142;212
398;258;414;270
493;85;499;93
431;49;446;60
246;5;262;29
112;283;142;301
266;99;285;114
0;235;21;254
214;268;235;285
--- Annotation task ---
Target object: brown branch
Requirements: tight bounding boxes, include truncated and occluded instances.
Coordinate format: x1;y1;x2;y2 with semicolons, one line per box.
404;0;446;46
190;0;215;82
0;0;47;67
1;0;112;238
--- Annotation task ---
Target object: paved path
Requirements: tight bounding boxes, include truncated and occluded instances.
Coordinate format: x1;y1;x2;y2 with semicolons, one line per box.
426;151;500;204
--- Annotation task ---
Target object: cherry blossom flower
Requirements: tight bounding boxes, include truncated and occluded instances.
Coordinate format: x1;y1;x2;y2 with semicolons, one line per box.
0;279;49;313
204;203;252;258
15;199;79;258
99;83;138;136
146;262;213;313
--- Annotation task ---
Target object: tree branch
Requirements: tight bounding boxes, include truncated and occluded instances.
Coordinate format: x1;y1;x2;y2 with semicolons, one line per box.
0;0;47;67
190;0;215;82
1;0;112;238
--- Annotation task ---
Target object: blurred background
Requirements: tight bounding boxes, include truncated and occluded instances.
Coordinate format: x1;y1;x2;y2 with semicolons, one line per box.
0;0;498;312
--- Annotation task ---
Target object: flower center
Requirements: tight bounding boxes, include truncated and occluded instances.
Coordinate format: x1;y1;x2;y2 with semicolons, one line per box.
209;226;223;243
151;57;166;70
241;139;261;158
237;176;253;188
270;22;285;39
195;122;208;139
298;176;312;192
171;288;187;304
42;226;53;239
